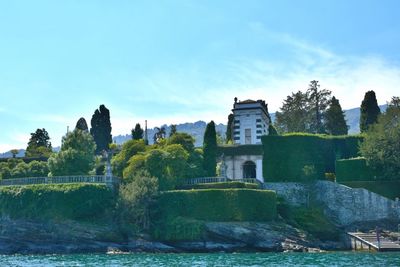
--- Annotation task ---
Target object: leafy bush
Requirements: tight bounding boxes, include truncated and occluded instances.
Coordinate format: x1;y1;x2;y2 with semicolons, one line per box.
155;189;276;222
177;181;259;190
262;134;363;182
153;216;205;241
0;183;114;220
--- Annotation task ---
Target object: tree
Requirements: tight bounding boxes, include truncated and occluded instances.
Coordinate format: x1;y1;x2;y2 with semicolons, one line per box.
75;117;89;132
167;132;195;152
360;90;381;133
275;91;309;133
90;105;112;154
306;80;332;133
153;126;166;144
324;96;348;135
203;121;217;177
111;139;146;178
118;172;159;231
360;97;400;179
226;113;234;143
48;129;96;176
169;124;177;137
131;123;144;140
10;149;19;158
26;128;52;158
268;124;278;135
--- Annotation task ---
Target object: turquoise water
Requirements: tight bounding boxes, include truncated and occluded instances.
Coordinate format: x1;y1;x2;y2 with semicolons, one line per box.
0;252;399;267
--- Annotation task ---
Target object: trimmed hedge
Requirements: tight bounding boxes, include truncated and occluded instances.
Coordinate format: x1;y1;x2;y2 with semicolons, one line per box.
177;181;259;190
154;216;205;241
336;157;378;182
217;144;263;156
341;181;400;200
156;189;276;222
0;183;115;220
262;134;363;182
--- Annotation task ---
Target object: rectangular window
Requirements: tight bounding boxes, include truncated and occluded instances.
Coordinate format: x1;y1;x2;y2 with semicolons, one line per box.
256;130;262;134
245;128;251;144
234;126;240;129
234;120;240;123
256;119;261;122
234;131;240;135
256;124;262;128
234;137;240;140
256;136;261;139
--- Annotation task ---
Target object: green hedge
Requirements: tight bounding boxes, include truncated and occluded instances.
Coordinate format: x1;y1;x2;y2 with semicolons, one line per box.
154;216;205;241
156;189;276;222
341;181;400;200
217;144;263;156
0;183;115;220
177;181;259;190
262;134;363;182
336;157;378;182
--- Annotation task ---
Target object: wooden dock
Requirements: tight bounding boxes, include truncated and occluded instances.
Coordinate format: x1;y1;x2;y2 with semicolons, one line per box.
348;232;400;252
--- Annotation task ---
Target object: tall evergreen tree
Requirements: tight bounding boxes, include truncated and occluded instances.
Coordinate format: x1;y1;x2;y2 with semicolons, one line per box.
203;121;217;177
360;90;381;133
75;117;89;132
131;123;144;140
26;128;52;158
225;113;234;143
306;80;332;134
90;105;112;154
324;96;348;135
275;91;309;133
169;124;177;137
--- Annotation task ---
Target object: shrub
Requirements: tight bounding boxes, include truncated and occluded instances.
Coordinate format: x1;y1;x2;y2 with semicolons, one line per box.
0;183;114;220
153;216;205;241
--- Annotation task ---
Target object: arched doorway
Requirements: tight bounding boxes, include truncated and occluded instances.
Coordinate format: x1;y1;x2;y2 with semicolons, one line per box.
243;161;256;178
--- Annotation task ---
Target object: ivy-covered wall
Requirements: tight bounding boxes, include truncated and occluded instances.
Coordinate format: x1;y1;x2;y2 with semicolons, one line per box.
261;134;363;182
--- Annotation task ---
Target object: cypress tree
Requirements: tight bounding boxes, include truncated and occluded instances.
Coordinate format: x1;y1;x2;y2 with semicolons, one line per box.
75;117;89;132
324;96;348;135
131;123;144;140
360;90;381;133
226;114;234;143
203;121;217;177
90;105;112;154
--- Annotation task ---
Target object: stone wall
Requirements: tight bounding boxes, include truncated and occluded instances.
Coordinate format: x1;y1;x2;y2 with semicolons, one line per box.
264;181;400;227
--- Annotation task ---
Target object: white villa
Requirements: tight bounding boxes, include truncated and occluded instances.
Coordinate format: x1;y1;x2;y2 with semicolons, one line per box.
222;98;271;183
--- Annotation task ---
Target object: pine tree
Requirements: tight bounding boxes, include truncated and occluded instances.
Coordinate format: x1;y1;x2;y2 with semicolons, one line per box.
169;124;177;137
90;105;112;154
75;117;89;132
131;123;144;140
324;96;348;135
203;121;217;177
307;80;332;134
225;113;234;143
26;128;52;158
360;90;381;132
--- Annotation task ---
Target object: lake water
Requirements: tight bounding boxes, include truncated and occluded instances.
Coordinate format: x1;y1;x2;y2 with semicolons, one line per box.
1;252;399;267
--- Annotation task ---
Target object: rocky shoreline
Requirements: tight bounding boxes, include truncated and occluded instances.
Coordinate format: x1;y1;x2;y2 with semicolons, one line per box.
0;218;349;254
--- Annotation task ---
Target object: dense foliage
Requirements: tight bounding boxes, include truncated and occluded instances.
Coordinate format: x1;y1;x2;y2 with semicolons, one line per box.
111;139;146;178
48;129;96;176
75;117;89;132
324;96;348;135
360;90;381;133
0;183;114;220
131;123;144;140
203;121;217;177
0;159;48;179
360;97;400;179
153;189;276;239
25;128;52;158
262;134;363;182
225;113;234;143
118;172;158;231
90;105;112;154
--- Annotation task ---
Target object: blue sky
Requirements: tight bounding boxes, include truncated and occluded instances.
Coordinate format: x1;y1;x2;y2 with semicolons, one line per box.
1;0;400;152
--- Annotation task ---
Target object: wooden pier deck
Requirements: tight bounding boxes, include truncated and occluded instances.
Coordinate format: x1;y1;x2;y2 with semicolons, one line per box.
348;232;400;252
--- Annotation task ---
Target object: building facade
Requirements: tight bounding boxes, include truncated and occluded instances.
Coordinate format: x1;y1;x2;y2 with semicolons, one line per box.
222;98;270;182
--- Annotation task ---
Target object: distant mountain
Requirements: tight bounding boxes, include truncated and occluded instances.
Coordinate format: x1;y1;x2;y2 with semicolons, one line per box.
0;147;60;159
